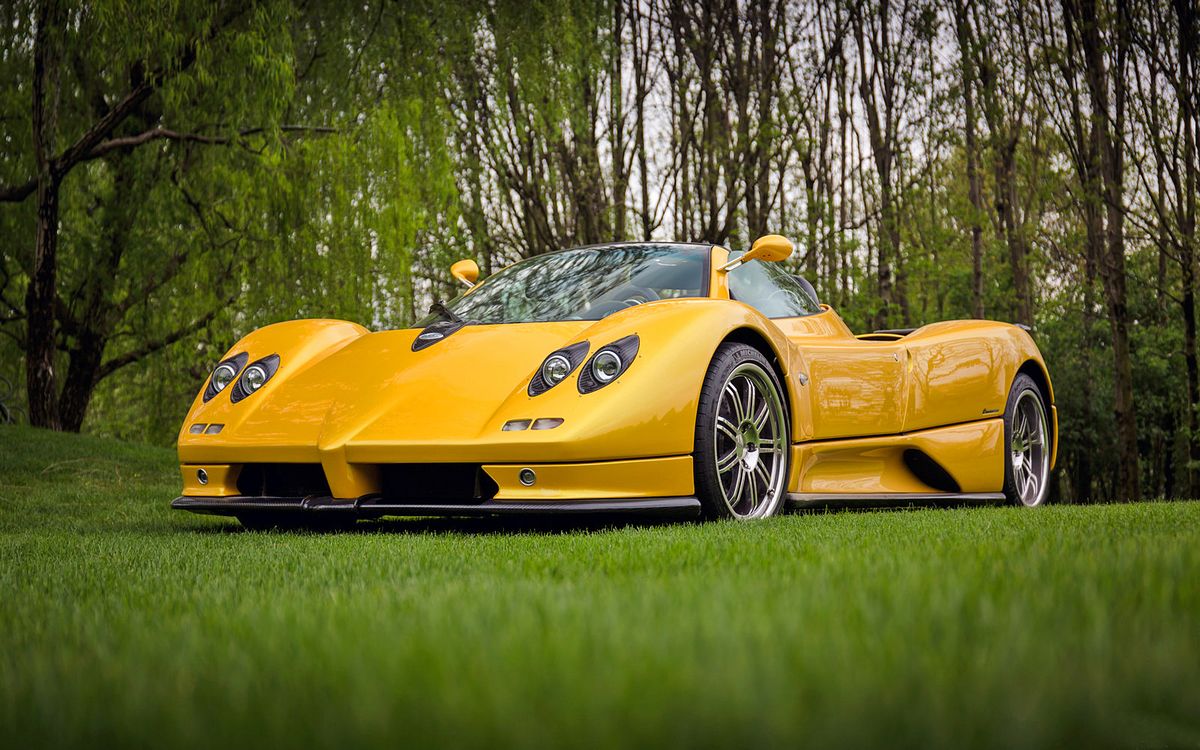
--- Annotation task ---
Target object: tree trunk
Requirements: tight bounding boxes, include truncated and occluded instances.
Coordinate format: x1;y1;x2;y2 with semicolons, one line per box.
1075;0;1139;500
1175;0;1199;497
1183;260;1199;496
25;172;61;429
58;328;104;432
26;1;62;429
953;0;985;319
991;143;1030;325
1076;194;1104;501
610;0;627;241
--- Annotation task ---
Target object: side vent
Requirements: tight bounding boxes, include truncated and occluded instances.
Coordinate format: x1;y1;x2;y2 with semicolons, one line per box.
902;449;961;493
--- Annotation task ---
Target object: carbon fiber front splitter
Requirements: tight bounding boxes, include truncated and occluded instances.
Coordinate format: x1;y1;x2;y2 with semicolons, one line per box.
171;494;702;519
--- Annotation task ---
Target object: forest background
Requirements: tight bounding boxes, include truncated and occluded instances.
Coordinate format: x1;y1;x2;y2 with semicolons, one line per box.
1;0;1196;503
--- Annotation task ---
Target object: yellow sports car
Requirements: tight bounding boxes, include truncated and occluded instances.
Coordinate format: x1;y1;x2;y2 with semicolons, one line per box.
173;236;1056;528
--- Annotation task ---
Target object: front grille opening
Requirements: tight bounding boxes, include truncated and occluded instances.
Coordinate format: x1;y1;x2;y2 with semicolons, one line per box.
380;464;498;505
237;463;331;498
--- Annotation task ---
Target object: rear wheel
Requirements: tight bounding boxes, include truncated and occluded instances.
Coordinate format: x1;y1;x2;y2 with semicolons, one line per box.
1003;373;1052;507
694;343;790;520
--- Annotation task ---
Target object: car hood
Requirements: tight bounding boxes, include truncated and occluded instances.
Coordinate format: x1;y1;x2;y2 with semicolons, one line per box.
227;320;594;450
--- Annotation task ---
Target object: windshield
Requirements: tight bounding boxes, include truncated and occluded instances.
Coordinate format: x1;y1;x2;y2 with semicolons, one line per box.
418;243;710;325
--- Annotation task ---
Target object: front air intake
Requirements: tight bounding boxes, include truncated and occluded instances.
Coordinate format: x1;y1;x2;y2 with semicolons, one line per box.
379;464;499;505
237;463;331;498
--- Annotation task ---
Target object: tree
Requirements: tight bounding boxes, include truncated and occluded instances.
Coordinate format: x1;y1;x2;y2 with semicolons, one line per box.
0;1;297;430
952;0;987;319
1127;0;1199;497
1033;0;1140;499
851;0;923;328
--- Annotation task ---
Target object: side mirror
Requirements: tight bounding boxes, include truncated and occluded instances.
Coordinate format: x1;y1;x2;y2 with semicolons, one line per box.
451;258;480;288
720;234;794;271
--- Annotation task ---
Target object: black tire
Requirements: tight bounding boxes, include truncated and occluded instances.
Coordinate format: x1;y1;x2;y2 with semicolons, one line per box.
236;512;357;532
1002;373;1052;507
693;342;790;520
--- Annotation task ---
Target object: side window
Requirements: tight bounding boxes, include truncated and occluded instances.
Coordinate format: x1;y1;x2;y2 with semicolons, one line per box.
728;259;820;318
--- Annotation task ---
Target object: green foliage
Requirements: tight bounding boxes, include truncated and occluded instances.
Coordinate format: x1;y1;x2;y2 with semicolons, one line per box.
1;0;1196;497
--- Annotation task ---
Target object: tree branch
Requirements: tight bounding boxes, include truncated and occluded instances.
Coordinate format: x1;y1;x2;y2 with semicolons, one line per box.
0;3;251;202
86;125;337;159
0;179;38;203
96;304;224;381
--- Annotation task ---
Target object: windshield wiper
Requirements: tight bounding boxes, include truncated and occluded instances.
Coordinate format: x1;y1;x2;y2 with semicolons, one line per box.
428;299;464;324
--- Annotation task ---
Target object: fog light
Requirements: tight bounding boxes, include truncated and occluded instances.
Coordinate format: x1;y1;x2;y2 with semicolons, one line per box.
503;419;531;431
197;468;209;485
531;417;564;430
519;468;536;486
189;423;206;434
204;423;224;435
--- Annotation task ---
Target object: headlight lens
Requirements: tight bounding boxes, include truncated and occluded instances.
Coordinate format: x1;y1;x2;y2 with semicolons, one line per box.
578;335;640;393
203;352;248;402
243;365;268;392
528;341;590;396
230;354;281;403
592;351;622;383
542;354;572;386
211;364;237;392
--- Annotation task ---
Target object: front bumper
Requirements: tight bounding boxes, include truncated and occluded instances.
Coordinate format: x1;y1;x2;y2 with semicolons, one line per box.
178;455;695;503
172;494;701;518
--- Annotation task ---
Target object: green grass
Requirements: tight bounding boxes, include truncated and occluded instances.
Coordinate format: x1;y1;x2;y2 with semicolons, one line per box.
1;425;1197;749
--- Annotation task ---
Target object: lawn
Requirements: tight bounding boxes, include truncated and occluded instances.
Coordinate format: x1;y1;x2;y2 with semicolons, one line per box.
0;424;1197;749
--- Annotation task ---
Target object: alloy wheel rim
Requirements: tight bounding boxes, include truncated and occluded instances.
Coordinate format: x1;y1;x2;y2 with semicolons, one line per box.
1010;389;1050;506
714;363;787;519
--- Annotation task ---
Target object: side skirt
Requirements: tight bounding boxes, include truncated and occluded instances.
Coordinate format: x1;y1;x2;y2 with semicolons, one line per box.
787;492;1005;509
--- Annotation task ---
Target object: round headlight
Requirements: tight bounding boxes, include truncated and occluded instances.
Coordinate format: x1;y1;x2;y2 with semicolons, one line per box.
243;364;268;392
211;363;237;392
542;354;572;386
592;350;623;383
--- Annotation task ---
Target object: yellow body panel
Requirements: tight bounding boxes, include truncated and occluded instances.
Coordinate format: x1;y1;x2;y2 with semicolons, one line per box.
485;456;694;501
789;419;1005;494
180;464;240;497
178;246;1056;504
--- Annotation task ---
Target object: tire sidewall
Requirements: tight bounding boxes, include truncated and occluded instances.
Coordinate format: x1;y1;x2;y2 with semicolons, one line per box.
1003;373;1050;507
693;342;790;520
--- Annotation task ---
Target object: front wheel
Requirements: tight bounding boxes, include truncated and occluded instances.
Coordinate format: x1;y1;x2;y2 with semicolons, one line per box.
694;343;790;520
1003;373;1052;507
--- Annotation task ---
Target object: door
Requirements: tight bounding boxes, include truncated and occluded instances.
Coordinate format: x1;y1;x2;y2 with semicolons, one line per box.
798;341;909;440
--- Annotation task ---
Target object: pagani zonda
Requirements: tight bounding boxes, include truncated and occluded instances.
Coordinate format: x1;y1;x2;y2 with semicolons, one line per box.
173;236;1056;528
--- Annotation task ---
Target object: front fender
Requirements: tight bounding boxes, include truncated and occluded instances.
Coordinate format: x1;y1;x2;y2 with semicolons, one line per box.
178;319;368;444
500;299;794;461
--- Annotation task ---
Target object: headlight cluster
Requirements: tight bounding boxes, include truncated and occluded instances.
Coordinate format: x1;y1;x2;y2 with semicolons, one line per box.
528;341;590;396
202;352;280;404
230;354;281;403
577;335;639;393
529;335;640;396
203;353;248;402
